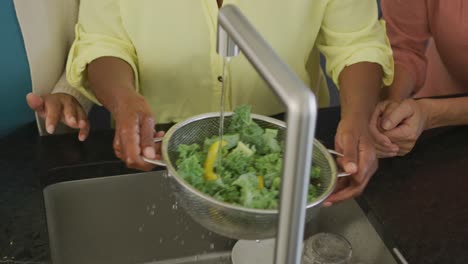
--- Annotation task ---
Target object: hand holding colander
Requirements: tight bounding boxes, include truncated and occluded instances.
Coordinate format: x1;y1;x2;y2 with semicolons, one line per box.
142;112;350;240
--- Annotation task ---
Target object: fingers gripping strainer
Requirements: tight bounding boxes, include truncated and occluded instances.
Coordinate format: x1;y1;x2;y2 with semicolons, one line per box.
144;113;339;240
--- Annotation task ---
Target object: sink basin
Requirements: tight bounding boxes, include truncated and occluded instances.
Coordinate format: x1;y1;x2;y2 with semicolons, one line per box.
44;171;402;264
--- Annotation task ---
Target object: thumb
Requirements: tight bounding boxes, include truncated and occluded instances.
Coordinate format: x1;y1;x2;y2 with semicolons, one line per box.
340;134;358;174
381;100;414;131
26;93;45;115
369;102;392;146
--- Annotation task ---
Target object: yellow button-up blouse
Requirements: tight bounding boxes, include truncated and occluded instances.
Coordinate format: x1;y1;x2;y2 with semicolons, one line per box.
67;0;393;123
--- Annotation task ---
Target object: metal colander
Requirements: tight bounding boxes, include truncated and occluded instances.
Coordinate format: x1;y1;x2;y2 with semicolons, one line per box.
152;112;338;240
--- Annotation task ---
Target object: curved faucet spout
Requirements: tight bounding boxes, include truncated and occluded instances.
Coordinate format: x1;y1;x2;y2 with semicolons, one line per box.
216;5;318;264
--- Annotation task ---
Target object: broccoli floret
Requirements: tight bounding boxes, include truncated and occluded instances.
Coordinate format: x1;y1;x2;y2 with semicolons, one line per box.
233;141;255;156
223;142;256;177
227;105;252;133
176;144;203;166
198;178;225;196
258;129;281;154
250;188;279;209
254;153;282;188
240;123;264;150
228;105;265;150
310;166;321;180
213;184;241;204
231;173;279;209
254;153;281;174
177;155;204;187
271;177;281;191
232;173;260;208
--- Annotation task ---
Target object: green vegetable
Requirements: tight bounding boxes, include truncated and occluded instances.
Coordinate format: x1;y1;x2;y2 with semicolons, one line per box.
310;166;321;179
254;153;281;188
260;128;281;154
232;173;278;209
223;142;255;177
227;105;264;150
175;105;322;209
177;154;204;188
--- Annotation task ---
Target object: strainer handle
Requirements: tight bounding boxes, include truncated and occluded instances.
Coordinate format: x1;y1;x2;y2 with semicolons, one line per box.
142;137;167;167
327;149;351;178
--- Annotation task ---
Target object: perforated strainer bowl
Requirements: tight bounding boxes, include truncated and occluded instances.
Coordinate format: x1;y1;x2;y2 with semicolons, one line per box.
144;112;339;240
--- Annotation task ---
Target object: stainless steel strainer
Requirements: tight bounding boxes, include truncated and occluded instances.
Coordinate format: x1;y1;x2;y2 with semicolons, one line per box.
144;112;344;240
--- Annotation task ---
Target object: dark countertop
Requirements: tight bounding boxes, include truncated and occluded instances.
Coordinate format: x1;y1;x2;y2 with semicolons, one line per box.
0;106;467;264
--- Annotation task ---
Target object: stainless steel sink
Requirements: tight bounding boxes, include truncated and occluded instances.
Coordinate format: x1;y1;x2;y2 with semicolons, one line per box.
44;171;401;264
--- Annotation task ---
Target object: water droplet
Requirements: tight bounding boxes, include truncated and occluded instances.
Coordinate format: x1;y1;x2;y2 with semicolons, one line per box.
180;240;185;245
152;204;156;209
210;243;215;249
150;210;155;216
256;240;260;243
138;225;145;232
159;237;163;243
146;206;150;212
9;241;13;246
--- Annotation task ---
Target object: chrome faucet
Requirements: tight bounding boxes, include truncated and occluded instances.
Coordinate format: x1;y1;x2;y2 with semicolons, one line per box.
216;5;317;264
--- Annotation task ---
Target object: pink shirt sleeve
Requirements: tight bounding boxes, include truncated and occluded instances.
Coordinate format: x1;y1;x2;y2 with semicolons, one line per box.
381;0;431;90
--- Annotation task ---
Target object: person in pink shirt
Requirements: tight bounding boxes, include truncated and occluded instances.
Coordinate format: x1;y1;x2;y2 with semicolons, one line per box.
370;0;468;157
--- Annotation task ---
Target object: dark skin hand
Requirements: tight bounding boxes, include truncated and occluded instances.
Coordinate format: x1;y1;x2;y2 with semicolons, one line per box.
91;1;221;170
26;92;90;141
87;57;164;171
324;62;382;207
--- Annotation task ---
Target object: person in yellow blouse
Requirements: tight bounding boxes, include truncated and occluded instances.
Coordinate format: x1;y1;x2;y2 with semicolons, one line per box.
66;0;393;206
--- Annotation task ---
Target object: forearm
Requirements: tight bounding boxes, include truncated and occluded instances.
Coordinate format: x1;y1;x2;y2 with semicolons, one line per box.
339;62;383;123
87;57;139;114
386;64;417;102
421;97;468;129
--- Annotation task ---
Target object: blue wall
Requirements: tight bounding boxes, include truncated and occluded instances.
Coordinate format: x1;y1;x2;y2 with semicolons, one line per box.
0;1;34;137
